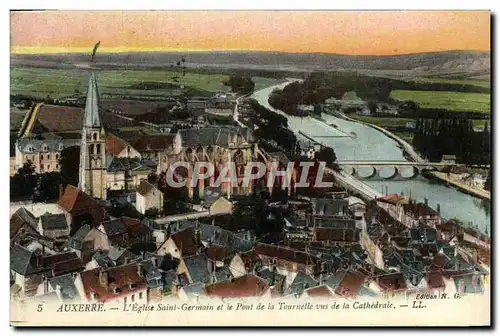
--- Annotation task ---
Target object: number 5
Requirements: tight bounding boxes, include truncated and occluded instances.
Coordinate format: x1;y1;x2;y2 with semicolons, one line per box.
37;304;43;312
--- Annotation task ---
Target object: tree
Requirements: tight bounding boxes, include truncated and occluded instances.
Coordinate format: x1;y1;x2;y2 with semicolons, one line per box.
484;168;491;191
59;146;80;188
33;172;62;202
10;161;37;199
315;146;337;168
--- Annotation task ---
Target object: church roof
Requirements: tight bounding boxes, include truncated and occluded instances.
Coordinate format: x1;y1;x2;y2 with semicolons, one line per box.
83;72;101;128
179;126;253;148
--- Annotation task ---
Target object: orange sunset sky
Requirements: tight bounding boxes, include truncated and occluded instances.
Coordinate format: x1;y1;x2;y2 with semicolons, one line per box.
11;11;490;55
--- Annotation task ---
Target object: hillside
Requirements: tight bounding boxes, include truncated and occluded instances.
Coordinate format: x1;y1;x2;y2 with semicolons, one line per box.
11;50;490;78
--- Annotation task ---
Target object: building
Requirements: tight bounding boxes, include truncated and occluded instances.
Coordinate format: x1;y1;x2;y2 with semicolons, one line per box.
14;139;80;174
441;155;457;165
57;185;106;232
37;213;70;240
75;263;148;304
78;72;107;200
136;180;164;215
64;225;110;262
106;157;151;191
105;133;141;159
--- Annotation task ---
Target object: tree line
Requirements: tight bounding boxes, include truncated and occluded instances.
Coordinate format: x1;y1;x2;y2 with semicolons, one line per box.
413;118;490;165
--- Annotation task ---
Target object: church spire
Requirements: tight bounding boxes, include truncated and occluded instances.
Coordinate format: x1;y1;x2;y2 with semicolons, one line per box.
83;72;101;128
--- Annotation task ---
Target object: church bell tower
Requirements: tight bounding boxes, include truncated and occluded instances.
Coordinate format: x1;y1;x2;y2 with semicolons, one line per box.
79;72;106;200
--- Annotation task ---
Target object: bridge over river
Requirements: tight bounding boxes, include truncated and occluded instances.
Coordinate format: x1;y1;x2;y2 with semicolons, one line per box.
338;161;489;180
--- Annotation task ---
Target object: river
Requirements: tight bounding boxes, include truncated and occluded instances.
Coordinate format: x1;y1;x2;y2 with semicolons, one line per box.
251;81;491;235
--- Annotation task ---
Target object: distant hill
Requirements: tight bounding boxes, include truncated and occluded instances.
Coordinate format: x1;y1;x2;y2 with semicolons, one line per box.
11;50;490;78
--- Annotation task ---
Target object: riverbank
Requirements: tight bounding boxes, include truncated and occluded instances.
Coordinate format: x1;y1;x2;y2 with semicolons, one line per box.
427;171;491;201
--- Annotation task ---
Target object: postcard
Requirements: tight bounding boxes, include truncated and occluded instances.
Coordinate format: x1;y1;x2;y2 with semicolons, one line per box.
9;10;491;327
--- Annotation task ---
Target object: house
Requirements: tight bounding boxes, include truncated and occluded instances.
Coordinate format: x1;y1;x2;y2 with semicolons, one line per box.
75;263;148;304
14;138;81;174
402;201;441;228
106;157;152;191
10;245;84;298
203;274;270;299
157;227;202;259
136;180;164;215
200;189;233;216
229;250;262;277
37;213;70;240
58;185;106;233
312;198;350;217
177;254;211;285
64;225;110;262
129;134;177;162
98;216;152;247
441;154;457;165
253;243;319;277
35;274;80;302
302;285;336;298
312;227;360;246
10;207;39;244
107;246;140;266
283;272;319;297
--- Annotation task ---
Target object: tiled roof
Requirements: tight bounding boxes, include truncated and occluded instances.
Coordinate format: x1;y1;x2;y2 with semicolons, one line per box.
237;251;262;271
204;274;269;298
179;126;254;148
100;218;128;236
49;274;79;302
375;272;408;292
182;254;211;284
254;243;318;266
129;134;176;152
16;139;81;154
403;202;440;218
10;207;38;239
426;272;445;289
168;228;201;257
304;285;335;298
58;185;102;214
29;104;83;134
205;244;231;262
105;133;130;156
136;180;157;196
79;263;147;303
377;194;408;205
313;227;360;243
40;213;69;231
312;198;349;216
65;225;92;250
10;244;39;275
334;271;367;298
106;157;151;173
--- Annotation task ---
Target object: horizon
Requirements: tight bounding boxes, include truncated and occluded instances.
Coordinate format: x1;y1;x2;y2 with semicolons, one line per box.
10;47;490;57
11;11;490;56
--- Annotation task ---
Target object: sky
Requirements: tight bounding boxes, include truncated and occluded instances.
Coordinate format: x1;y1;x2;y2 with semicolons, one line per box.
10;11;490;55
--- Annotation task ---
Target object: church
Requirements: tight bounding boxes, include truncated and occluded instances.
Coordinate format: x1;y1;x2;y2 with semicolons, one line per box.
75;71;298;201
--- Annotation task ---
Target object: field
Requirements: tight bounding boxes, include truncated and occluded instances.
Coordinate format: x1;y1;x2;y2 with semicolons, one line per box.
390;90;490;114
11;67;232;99
407;77;490;89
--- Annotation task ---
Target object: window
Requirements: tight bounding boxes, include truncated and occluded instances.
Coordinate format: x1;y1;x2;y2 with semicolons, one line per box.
40;154;43;160
96;144;101;154
56;154;59;159
56;164;59;169
131;294;135;302
93;133;97;141
47;165;50;170
40;164;44;171
59;144;63;151
139;292;143;300
42;144;48;151
47;154;51;160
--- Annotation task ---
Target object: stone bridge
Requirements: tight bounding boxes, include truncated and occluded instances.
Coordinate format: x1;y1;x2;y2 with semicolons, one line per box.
337;161;487;181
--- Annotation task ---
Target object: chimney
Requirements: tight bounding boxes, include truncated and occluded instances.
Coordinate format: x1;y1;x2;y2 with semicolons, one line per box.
424;198;428;205
99;270;109;287
437;204;441;213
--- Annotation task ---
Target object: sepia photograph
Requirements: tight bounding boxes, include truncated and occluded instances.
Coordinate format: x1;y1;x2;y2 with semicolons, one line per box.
9;10;491;327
